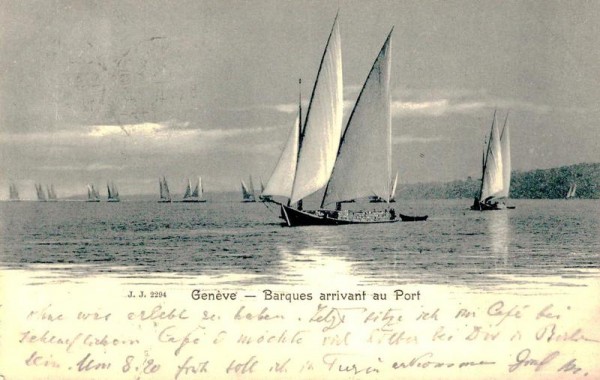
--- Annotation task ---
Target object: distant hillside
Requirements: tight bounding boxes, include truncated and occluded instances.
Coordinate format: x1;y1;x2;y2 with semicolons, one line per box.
399;163;600;199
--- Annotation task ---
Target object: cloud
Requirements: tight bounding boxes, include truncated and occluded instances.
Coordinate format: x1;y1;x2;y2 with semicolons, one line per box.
393;135;445;144
39;164;125;171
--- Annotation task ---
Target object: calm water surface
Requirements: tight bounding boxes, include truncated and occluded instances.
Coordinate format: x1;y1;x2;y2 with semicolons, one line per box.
1;198;598;288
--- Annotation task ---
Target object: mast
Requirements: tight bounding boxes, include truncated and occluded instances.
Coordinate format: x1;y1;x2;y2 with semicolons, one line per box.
478;110;497;202
287;78;303;207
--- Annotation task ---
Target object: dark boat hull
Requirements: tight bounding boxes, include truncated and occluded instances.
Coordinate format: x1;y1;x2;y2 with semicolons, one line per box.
470;201;515;211
280;205;399;227
399;213;428;222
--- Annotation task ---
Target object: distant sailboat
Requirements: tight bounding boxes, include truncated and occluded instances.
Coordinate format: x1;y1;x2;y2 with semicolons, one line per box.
9;184;20;201
182;177;206;202
35;184;47;202
565;183;577;199
471;112;512;210
46;185;58;201
258;178;272;202
369;172;398;203
86;184;100;202
158;177;172;203
107;181;120;202
241;176;256;202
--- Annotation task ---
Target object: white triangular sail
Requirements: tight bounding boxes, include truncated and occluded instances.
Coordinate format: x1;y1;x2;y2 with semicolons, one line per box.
390;172;398;201
36;183;47;201
241;179;255;201
87;184;100;201
192;177;202;198
480;113;504;202
183;179;192;199
262;113;300;198
47;184;57;200
290;15;343;205
322;30;392;206
107;182;119;201
159;177;171;201
497;114;511;199
566;183;577;198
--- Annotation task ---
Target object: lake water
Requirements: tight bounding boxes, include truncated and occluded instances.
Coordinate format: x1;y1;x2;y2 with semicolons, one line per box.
0;197;598;289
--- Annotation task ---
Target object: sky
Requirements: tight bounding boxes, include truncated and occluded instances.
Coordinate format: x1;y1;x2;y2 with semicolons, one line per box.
1;0;599;199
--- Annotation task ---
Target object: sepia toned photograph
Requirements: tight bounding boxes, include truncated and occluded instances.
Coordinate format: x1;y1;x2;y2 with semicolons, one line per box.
1;1;599;379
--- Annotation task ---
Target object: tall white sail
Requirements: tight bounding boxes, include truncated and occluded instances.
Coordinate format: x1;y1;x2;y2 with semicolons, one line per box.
290;15;343;205
160;177;171;201
241;179;255;201
498;114;511;199
192;177;203;198
262;113;300;198
322;30;392;206
480;113;504;202
390;171;398;201
36;183;47;201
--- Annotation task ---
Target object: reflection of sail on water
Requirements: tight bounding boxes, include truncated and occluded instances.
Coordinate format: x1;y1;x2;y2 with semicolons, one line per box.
488;212;510;270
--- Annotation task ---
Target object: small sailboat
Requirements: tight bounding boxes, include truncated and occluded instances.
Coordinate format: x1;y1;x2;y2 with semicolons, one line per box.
9;184;20;201
46;185;58;201
86;184;100;202
107;181;120;202
258;178;272;202
369;172;398;203
241;176;256;202
182;177;206;202
158;177;172;203
565;183;577;199
471;112;512;210
35;183;47;202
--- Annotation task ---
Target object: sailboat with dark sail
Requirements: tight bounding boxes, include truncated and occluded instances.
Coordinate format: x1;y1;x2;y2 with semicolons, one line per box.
86;184;100;202
46;185;58;201
263;17;417;226
35;184;47;202
241;176;256;202
471;112;512;210
158;177;171;203
107;181;120;202
9;184;20;201
182;177;206;202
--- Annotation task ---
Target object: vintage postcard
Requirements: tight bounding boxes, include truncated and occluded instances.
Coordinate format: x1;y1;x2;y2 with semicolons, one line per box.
1;1;599;379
